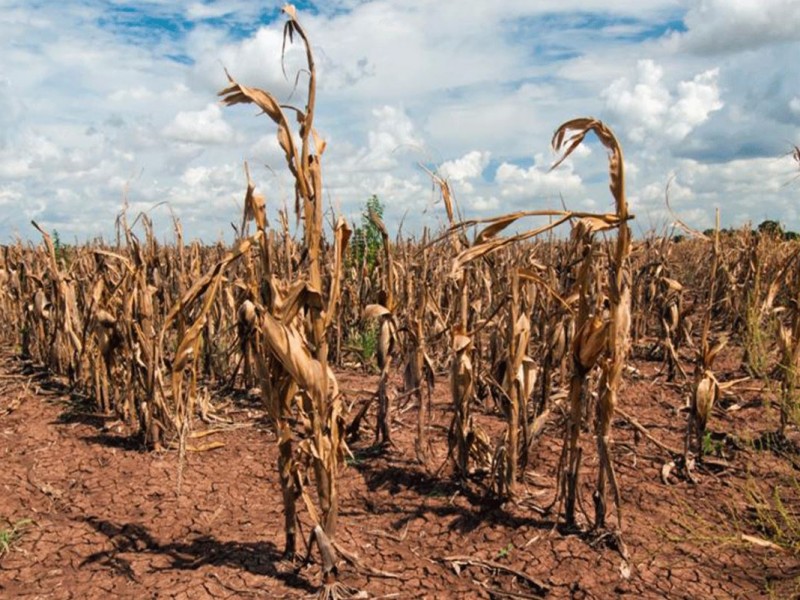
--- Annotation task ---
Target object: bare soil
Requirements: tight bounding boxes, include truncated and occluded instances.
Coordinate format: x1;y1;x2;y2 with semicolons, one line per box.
1;345;799;599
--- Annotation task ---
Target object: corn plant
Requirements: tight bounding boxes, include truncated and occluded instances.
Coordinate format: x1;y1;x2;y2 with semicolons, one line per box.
685;218;725;464
220;6;353;596
549;119;632;533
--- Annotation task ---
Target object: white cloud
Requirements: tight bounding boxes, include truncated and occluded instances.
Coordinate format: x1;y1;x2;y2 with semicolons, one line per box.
0;0;798;241
365;106;423;168
669;0;800;55
163;103;235;144
0;188;23;207
603;59;722;144
665;68;723;139
185;2;236;20
603;60;671;143
109;86;155;102
327;105;424;175
439;151;490;192
440;151;490;181
495;155;583;201
638;153;800;230
468;195;500;212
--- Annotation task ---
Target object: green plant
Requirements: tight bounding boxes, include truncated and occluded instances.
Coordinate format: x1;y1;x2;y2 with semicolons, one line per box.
52;229;67;266
743;294;773;378
350;194;384;269
659;488;797;597
701;431;724;457
745;475;800;597
497;542;514;559
746;477;800;554
0;519;32;559
352;323;379;367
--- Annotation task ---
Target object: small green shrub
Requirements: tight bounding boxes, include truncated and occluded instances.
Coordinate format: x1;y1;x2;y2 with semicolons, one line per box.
746;477;800;554
352;323;379;366
350;194;385;270
0;519;33;560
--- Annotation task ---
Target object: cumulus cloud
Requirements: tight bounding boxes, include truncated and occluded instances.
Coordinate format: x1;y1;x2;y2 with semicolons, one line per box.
666;69;723;139
0;188;23;208
439;151;490;192
367;106;422;165
185;2;238;20
440;151;490;181
468;196;500;211
0;0;799;240
669;0;800;55
629;152;800;232
332;105;424;173
495;155;583;201
190;26;297;96
322;106;428;225
603;59;723;144
163;103;235;144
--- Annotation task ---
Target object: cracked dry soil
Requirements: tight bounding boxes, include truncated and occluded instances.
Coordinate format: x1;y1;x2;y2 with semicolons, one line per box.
1;347;799;599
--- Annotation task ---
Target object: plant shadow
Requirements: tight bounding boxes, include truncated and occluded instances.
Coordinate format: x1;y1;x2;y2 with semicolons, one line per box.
80;516;317;593
351;459;555;536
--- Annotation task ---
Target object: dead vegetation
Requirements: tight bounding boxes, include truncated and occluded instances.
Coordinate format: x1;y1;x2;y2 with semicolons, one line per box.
1;5;799;598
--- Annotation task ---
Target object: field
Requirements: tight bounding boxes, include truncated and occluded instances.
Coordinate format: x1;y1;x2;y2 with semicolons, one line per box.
2;7;800;600
1;342;799;599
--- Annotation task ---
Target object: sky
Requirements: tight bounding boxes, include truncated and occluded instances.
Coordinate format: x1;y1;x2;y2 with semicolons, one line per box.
1;0;799;243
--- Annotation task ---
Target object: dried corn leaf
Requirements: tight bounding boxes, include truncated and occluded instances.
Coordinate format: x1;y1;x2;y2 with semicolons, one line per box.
364;304;392;320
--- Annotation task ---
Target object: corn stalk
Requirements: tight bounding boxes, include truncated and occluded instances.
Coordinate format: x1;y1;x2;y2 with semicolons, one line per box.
549;119;632;532
220;5;352;594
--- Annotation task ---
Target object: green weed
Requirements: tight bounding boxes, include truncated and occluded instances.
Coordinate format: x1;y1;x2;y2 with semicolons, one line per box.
352;323;379;368
0;519;33;559
496;542;514;559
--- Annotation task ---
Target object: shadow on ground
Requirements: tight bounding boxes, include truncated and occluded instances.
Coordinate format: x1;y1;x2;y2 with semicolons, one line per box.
80;516;317;593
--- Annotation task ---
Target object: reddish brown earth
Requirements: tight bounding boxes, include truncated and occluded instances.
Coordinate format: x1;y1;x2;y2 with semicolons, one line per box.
1;345;799;599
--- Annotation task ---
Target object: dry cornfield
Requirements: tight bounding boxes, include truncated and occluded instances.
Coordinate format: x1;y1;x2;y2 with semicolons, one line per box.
1;7;800;600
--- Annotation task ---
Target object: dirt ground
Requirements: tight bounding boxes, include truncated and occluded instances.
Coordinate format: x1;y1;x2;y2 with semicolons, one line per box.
1;345;799;599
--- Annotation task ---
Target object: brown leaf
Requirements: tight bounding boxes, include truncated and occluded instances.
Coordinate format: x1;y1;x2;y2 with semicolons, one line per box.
282;4;298;21
364;304;392;320
552;118;628;219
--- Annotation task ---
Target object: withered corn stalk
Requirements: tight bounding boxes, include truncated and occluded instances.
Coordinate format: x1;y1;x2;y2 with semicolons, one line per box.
220;5;352;594
773;249;800;437
427;170;487;478
690;261;720;458
557;223;603;527
406;231;435;465
763;148;800;434
495;269;536;498
443;127;631;506
634;244;685;381
365;209;398;447
549;119;632;531
164;233;263;487
31;222;83;381
683;212;725;464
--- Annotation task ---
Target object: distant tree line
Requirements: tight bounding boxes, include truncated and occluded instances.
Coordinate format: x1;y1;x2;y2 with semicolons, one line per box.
673;220;799;242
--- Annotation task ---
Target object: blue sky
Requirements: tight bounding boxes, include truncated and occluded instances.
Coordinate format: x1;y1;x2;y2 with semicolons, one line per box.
1;0;799;242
